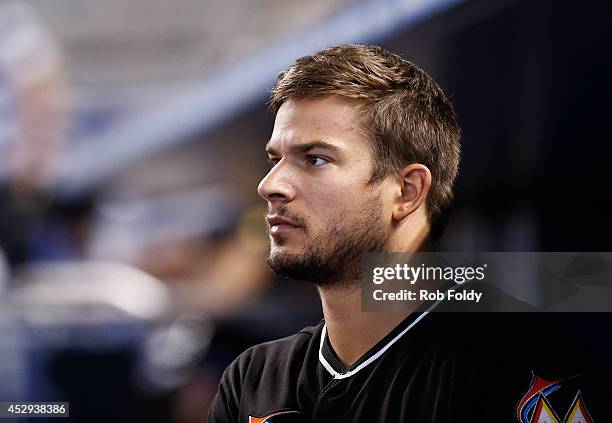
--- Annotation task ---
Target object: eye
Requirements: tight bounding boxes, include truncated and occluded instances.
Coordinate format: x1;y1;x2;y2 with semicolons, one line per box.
267;157;280;168
306;155;328;167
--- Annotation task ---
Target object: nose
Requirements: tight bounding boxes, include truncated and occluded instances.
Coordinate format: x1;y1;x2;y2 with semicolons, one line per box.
257;161;296;203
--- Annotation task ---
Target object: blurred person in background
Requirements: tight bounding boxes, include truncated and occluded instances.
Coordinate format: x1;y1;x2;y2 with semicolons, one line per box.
0;5;173;421
0;1;68;276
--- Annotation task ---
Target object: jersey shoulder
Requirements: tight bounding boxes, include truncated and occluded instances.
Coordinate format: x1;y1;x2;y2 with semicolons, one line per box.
220;321;322;388
209;322;322;422
239;322;320;365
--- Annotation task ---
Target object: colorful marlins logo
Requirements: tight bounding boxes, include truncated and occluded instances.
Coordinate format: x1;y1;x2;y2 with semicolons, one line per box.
516;372;594;423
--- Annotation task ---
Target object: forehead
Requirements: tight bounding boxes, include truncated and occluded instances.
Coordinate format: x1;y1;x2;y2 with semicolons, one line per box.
268;96;370;153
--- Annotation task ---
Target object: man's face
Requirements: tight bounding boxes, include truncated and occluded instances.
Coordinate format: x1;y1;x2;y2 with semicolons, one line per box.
258;96;393;286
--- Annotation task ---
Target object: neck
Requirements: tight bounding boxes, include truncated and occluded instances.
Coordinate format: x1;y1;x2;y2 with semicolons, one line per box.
319;284;412;367
319;224;432;367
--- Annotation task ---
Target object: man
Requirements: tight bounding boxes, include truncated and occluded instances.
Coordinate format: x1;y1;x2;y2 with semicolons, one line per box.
209;45;609;422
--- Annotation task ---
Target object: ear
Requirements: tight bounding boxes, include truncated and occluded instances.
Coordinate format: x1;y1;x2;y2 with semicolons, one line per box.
392;164;432;222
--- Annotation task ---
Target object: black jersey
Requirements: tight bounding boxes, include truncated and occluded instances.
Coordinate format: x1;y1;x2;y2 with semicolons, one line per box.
209;296;611;422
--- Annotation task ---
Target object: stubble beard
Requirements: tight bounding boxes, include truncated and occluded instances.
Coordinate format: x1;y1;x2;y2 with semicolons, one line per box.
267;193;389;288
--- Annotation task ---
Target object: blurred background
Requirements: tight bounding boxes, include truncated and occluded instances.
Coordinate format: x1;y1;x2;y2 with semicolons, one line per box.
0;0;610;421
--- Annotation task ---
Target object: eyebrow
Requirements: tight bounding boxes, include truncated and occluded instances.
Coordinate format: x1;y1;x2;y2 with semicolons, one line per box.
265;140;340;156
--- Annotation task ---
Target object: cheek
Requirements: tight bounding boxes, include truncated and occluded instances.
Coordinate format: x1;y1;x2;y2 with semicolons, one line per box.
309;185;359;224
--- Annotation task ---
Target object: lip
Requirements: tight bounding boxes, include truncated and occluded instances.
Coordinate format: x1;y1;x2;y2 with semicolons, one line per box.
266;215;301;235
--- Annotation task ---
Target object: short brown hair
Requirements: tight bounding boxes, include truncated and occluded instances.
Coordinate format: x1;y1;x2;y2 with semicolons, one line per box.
270;44;461;230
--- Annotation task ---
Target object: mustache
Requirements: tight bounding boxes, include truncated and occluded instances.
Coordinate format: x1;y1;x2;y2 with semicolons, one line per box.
266;205;308;228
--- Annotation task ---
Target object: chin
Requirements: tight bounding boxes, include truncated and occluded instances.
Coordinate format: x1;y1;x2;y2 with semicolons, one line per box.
269;244;302;260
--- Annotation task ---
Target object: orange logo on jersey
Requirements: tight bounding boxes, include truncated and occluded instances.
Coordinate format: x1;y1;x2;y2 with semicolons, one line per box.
248;409;301;423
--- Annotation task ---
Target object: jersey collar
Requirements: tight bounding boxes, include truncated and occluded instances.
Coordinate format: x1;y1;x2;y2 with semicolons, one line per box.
318;299;442;380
